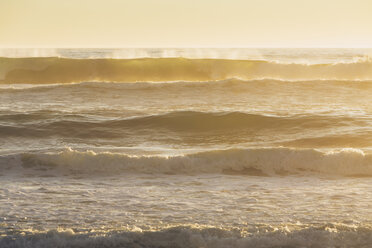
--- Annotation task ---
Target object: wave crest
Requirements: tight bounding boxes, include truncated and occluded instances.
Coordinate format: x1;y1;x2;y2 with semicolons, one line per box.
2;147;371;177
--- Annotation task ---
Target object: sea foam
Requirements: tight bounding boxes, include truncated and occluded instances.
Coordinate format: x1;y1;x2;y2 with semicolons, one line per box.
1;225;371;248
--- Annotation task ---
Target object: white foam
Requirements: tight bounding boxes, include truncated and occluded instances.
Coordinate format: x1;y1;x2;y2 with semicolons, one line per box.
1;225;371;248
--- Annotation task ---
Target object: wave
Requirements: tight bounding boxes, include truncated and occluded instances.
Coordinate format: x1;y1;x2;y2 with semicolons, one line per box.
1;57;372;84
1;147;372;177
0;111;362;138
1;224;371;248
2;78;372;93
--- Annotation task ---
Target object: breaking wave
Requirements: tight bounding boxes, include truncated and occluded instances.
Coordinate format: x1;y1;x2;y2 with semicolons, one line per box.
1;147;372;177
1;57;372;84
1;225;371;248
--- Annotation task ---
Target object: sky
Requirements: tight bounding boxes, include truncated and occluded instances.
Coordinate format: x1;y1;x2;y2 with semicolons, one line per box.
1;0;371;48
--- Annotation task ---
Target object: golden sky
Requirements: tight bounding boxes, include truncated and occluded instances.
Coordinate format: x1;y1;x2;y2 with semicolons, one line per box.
1;0;371;48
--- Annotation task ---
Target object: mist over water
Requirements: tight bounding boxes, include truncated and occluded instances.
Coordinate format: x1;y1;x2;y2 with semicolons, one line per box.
0;48;372;248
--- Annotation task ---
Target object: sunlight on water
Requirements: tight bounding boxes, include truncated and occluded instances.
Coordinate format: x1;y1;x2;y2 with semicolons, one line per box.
0;48;371;248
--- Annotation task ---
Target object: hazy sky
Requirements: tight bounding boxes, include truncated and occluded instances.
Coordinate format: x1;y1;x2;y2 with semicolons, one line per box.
1;0;371;48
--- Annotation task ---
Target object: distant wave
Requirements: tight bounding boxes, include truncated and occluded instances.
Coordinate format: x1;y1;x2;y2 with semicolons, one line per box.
1;147;372;177
0;111;362;138
1;224;371;248
1;57;372;84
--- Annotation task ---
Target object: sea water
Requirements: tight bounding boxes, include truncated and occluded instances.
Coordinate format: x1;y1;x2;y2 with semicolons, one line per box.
0;48;371;247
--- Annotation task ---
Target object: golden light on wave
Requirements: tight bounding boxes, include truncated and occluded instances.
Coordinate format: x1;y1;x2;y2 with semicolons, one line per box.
1;0;372;247
1;57;372;84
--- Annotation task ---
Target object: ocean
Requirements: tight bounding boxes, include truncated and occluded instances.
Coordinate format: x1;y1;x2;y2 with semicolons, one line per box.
0;48;371;248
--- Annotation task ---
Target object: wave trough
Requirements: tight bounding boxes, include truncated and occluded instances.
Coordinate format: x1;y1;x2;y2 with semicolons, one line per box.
0;111;361;137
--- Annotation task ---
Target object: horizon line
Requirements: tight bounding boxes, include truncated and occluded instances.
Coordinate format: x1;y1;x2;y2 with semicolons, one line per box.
1;46;372;49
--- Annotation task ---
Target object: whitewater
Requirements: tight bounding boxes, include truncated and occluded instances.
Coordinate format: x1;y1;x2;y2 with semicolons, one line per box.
0;48;371;248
